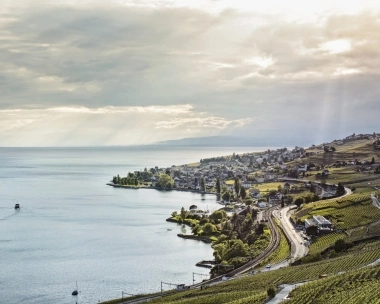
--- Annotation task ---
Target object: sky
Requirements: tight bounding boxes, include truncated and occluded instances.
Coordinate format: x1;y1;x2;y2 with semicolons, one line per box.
1;0;380;146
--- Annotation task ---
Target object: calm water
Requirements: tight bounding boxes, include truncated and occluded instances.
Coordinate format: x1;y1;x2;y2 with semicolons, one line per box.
0;146;267;304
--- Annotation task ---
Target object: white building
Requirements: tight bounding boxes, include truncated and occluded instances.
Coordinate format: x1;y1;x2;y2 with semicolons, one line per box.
305;215;332;230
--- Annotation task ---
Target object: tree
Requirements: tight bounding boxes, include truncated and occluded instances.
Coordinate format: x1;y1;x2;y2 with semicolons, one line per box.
209;210;227;223
222;191;231;202
281;196;285;208
336;182;345;196
255;223;264;235
180;207;187;222
294;197;304;208
234;178;241;198
156;174;174;189
200;177;206;192
203;223;216;235
216;178;221;194
334;239;346;253
240;185;246;199
371;157;376;164
267;286;276;299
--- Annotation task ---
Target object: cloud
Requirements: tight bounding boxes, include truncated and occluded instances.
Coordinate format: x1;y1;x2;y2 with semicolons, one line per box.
0;105;253;146
0;2;379;145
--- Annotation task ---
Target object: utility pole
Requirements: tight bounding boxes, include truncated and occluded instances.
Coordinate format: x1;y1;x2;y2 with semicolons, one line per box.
122;291;136;299
192;272;209;285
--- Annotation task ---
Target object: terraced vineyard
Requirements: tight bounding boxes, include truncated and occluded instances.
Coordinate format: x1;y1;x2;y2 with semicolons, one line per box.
149;248;380;304
295;194;380;229
308;232;346;254
286;263;380;304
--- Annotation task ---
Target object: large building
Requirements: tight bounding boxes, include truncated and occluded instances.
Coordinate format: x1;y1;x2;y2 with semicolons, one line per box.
305;215;332;230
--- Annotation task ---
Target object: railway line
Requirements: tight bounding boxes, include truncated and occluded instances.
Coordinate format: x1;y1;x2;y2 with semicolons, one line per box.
118;206;282;304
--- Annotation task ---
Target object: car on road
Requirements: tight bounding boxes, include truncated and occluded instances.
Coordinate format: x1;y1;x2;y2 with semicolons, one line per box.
266;264;271;268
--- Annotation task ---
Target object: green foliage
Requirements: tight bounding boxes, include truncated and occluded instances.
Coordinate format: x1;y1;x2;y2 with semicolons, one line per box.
156;174;174;189
203;223;216;235
294;197;304;208
334;239;347;253
234;178;241;198
209;210;227;223
240;186;246;199
267;286;276;299
216;178;221;194
222;191;231;202
200;177;206;192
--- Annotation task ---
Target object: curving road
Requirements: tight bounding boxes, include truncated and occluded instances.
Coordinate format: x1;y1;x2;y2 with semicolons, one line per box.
273;186;352;263
273;207;308;261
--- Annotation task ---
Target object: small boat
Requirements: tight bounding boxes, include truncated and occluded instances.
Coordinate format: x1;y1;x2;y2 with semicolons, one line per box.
167;228;172;231
72;281;78;296
14;203;20;209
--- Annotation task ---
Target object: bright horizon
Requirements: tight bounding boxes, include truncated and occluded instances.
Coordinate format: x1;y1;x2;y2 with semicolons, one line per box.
1;0;380;146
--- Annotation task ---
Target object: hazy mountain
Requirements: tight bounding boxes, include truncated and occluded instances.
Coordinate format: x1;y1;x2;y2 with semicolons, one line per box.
154;136;297;147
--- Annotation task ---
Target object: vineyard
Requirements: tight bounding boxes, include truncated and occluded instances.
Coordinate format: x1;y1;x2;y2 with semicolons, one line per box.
308;232;346;255
294;193;380;229
257;221;290;267
286;263;380;304
149;248;380;304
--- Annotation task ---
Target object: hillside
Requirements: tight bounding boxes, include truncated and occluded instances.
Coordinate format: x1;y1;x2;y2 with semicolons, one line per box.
104;133;380;304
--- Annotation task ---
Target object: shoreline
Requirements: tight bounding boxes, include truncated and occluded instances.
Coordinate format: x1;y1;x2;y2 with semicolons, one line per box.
106;182;218;196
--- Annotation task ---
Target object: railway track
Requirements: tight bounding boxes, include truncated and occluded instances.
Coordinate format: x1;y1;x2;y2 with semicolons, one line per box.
191;206;281;286
119;206;281;303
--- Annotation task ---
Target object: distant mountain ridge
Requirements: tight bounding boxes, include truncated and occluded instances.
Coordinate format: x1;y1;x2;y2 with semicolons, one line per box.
154;136;297;147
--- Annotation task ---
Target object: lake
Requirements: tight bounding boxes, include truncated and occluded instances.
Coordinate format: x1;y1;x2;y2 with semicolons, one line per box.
0;146;268;304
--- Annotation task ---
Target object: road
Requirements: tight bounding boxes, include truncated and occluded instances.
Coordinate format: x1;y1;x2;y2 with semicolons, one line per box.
371;193;380;209
273;186;352;262
273;207;308;261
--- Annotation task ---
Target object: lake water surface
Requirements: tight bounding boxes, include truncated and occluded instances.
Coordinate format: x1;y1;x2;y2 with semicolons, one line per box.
0;146;268;304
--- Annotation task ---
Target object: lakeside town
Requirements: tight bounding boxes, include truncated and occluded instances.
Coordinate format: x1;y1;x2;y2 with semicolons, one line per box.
110;132;380;209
